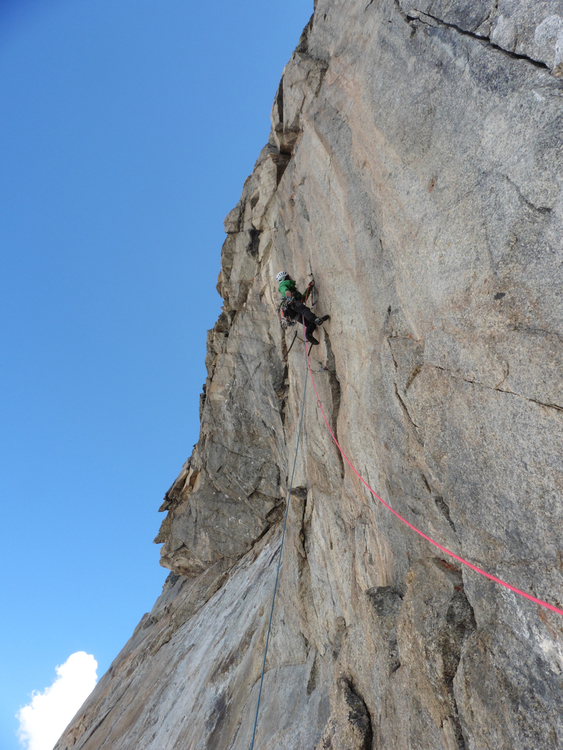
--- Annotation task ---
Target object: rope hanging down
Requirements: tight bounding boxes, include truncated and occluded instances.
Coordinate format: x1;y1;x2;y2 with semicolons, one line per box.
303;320;563;618
249;328;309;750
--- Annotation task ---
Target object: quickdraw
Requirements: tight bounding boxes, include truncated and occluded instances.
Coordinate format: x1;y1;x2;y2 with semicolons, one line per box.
303;280;315;304
278;298;295;328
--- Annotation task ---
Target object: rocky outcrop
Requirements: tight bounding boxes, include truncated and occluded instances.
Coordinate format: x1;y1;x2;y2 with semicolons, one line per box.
56;1;563;748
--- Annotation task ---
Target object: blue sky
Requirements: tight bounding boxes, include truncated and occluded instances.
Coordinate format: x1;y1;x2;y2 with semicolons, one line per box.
0;1;312;747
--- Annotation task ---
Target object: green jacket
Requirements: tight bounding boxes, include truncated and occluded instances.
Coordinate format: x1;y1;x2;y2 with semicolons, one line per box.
279;278;302;300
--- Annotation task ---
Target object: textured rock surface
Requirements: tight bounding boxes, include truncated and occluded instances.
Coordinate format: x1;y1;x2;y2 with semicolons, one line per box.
56;1;563;748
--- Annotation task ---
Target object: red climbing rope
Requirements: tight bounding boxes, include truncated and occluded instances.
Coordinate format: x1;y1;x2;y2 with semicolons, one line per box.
303;322;563;617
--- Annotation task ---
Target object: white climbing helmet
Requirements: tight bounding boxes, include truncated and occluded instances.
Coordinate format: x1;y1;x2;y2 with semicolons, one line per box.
276;271;289;283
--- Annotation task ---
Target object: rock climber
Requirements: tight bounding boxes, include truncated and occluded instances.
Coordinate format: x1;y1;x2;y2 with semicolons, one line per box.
276;271;329;345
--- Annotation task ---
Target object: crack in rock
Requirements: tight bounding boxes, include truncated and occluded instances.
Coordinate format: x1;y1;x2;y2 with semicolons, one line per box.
387;338;424;441
394;0;417;27
421;471;458;533
366;586;404;674
324;333;345;478
411;7;556;73
504;175;553;214
394;382;424;437
435;495;457;532
316;676;373;750
439;584;477;750
432;364;563;411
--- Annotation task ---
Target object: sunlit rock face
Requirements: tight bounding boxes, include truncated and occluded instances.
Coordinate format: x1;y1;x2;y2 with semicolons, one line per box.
56;1;563;748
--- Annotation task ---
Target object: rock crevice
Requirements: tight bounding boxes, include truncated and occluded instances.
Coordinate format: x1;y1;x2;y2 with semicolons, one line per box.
410;7;554;72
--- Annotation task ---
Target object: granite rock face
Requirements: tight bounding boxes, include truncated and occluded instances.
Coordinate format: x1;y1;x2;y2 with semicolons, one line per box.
56;1;563;748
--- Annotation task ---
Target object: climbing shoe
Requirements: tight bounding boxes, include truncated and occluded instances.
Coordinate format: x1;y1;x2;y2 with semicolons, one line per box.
315;315;330;326
306;334;320;345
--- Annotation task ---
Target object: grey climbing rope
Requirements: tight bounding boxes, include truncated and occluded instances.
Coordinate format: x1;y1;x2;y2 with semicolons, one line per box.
248;322;309;750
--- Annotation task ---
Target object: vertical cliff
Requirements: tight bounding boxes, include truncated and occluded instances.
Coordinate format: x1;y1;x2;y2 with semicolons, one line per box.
56;1;563;748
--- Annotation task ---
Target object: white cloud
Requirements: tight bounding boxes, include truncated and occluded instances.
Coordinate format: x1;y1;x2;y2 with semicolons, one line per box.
17;652;98;750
